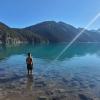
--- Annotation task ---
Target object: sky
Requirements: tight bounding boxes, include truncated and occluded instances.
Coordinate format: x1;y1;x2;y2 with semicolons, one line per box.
0;0;100;29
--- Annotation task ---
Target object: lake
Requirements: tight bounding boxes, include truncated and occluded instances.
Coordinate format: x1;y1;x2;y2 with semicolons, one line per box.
0;43;100;100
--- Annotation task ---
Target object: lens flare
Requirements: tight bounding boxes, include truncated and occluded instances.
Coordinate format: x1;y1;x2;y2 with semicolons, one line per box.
55;13;100;60
40;13;100;77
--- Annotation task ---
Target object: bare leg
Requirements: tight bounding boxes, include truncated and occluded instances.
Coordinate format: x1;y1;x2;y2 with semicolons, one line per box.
30;70;32;74
28;69;29;75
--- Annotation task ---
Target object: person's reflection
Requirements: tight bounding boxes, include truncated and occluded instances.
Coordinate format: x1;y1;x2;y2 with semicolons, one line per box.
26;74;34;91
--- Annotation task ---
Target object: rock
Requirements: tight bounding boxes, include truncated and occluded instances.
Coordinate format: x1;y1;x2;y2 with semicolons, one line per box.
52;97;60;100
79;94;93;100
62;78;69;84
35;81;46;87
55;88;66;93
38;96;49;100
89;83;96;88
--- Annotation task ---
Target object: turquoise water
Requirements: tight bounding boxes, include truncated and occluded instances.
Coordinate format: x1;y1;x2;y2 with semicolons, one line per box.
0;43;100;99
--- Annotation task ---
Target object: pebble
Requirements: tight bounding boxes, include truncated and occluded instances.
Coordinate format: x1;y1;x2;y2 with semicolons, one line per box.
38;96;49;100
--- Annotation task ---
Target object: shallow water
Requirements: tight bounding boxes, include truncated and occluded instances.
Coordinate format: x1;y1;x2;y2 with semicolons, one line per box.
0;43;100;100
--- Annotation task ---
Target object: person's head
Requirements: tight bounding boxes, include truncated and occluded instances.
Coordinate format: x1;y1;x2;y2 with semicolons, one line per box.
28;52;31;57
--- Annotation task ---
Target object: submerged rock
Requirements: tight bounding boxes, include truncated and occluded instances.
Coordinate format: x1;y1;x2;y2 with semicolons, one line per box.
79;94;93;100
52;97;61;100
38;96;49;100
35;80;46;88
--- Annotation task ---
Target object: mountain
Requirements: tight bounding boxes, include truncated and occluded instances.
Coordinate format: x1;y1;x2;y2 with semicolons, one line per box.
0;22;25;45
25;21;78;42
0;21;100;45
25;21;100;42
0;22;48;45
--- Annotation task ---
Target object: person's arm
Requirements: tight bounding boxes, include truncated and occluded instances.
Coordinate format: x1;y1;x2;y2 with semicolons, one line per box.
26;58;28;64
31;57;33;65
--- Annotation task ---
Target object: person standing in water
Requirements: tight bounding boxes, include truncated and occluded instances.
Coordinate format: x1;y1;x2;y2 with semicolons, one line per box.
26;53;33;75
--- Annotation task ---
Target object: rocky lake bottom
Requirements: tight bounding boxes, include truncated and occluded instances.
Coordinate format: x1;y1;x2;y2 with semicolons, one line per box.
0;43;100;100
